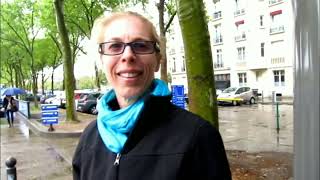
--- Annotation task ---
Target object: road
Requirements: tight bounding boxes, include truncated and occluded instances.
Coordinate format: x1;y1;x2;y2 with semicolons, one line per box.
219;103;293;153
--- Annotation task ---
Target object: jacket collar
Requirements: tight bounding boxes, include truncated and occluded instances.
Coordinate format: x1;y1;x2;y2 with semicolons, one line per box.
121;95;172;154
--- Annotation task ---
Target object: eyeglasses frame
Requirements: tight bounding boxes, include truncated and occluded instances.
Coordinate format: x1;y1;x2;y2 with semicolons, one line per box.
98;41;160;56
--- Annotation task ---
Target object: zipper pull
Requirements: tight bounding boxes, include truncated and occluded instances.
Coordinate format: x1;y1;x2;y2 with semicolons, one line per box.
113;153;121;166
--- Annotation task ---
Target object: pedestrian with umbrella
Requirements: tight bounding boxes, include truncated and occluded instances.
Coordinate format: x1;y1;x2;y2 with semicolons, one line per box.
2;87;26;127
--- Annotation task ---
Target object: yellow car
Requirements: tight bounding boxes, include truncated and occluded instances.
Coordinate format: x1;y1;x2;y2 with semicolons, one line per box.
217;87;256;106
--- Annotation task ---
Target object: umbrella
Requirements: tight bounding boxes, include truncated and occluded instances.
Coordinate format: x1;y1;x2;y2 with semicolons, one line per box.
1;87;27;96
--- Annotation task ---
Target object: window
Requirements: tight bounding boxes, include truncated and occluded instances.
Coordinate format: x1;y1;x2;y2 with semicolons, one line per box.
271;40;284;57
261;43;265;57
270;12;284;34
215;49;223;68
238;73;247;86
260;15;264;27
172;58;176;73
181;60;186;72
215;74;230;81
273;70;285;86
237;47;246;60
214;24;222;43
234;0;245;16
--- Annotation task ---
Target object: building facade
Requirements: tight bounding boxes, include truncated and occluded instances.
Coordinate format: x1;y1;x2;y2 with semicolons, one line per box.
168;0;294;98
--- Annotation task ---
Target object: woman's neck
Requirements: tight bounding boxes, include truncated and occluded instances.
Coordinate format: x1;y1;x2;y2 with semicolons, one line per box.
117;96;139;108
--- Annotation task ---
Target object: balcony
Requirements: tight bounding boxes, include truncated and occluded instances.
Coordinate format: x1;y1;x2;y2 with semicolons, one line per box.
214;63;224;68
235;61;247;69
270;57;285;65
169;49;175;55
213;11;222;20
270;25;285;34
234;8;245;16
235;32;246;42
213;35;223;45
179;46;184;53
248;59;268;70
269;0;283;6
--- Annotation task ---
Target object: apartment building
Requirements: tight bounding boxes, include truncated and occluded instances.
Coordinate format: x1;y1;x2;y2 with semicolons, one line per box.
168;0;294;98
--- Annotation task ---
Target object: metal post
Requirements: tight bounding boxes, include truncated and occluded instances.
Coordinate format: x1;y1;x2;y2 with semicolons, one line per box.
276;102;280;132
48;124;55;132
6;156;17;180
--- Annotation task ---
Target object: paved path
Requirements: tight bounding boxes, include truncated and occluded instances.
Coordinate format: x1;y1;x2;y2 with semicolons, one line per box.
219;104;293;153
0;118;72;180
1;103;293;179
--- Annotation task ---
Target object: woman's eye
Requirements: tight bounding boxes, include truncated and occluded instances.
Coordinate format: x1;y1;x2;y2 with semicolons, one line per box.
109;43;123;50
133;42;148;50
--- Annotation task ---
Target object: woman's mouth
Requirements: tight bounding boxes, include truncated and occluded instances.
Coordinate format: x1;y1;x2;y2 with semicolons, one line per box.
117;72;141;78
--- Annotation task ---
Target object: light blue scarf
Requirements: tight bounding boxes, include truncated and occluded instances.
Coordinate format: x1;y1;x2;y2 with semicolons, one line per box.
97;79;171;153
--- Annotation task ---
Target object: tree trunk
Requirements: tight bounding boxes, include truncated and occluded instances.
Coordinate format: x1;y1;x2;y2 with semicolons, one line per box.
157;0;168;83
175;0;218;128
51;69;54;94
41;69;45;95
94;62;101;90
32;73;39;107
54;0;77;122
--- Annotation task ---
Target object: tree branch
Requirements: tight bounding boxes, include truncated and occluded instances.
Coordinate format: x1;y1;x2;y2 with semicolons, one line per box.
165;10;177;33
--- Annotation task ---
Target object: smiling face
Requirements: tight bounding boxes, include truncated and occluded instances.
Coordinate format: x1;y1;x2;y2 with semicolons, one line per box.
99;15;160;108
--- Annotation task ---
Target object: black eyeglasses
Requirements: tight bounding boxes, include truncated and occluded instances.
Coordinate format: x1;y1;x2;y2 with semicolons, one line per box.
99;41;160;56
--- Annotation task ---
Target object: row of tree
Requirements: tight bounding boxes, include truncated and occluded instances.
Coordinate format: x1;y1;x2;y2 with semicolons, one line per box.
1;0;218;128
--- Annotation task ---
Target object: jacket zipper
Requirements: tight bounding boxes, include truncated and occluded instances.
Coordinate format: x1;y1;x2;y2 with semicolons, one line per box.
114;153;121;166
113;153;121;180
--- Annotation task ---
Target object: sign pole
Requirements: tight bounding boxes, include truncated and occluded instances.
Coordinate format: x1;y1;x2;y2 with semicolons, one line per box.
48;124;55;132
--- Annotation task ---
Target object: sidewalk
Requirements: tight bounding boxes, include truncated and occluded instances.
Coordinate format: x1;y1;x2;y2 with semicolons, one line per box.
18;98;293;166
256;96;293;105
18;111;96;165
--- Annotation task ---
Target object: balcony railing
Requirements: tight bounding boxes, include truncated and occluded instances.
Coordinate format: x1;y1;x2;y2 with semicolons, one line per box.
235;32;246;42
234;8;245;16
214;63;224;68
271;57;285;64
213;11;222;20
270;25;285;34
269;0;283;5
169;49;175;55
213;36;223;44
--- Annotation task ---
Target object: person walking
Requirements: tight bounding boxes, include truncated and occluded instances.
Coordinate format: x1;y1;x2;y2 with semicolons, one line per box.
3;95;16;127
72;11;231;180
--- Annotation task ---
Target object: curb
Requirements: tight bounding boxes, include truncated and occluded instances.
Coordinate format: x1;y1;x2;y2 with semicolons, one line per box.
257;102;293;105
18;113;82;138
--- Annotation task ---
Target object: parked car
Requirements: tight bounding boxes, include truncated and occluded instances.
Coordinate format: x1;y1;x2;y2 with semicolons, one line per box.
217;86;256;106
91;93;107;115
77;92;101;114
44;92;65;108
23;93;41;101
40;94;56;104
215;80;230;97
45;96;63;107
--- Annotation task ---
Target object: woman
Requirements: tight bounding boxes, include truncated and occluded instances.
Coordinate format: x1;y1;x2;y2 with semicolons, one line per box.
3;95;16;127
72;11;231;180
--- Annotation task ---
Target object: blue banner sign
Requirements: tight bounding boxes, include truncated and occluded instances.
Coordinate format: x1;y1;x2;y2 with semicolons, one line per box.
41;105;58;111
171;85;185;109
41;104;59;125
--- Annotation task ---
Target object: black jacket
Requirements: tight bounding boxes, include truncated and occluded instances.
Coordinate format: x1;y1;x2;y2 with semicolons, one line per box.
3;96;14;110
72;96;231;180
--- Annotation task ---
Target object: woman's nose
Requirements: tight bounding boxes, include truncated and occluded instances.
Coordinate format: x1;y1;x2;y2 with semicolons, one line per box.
120;45;136;62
